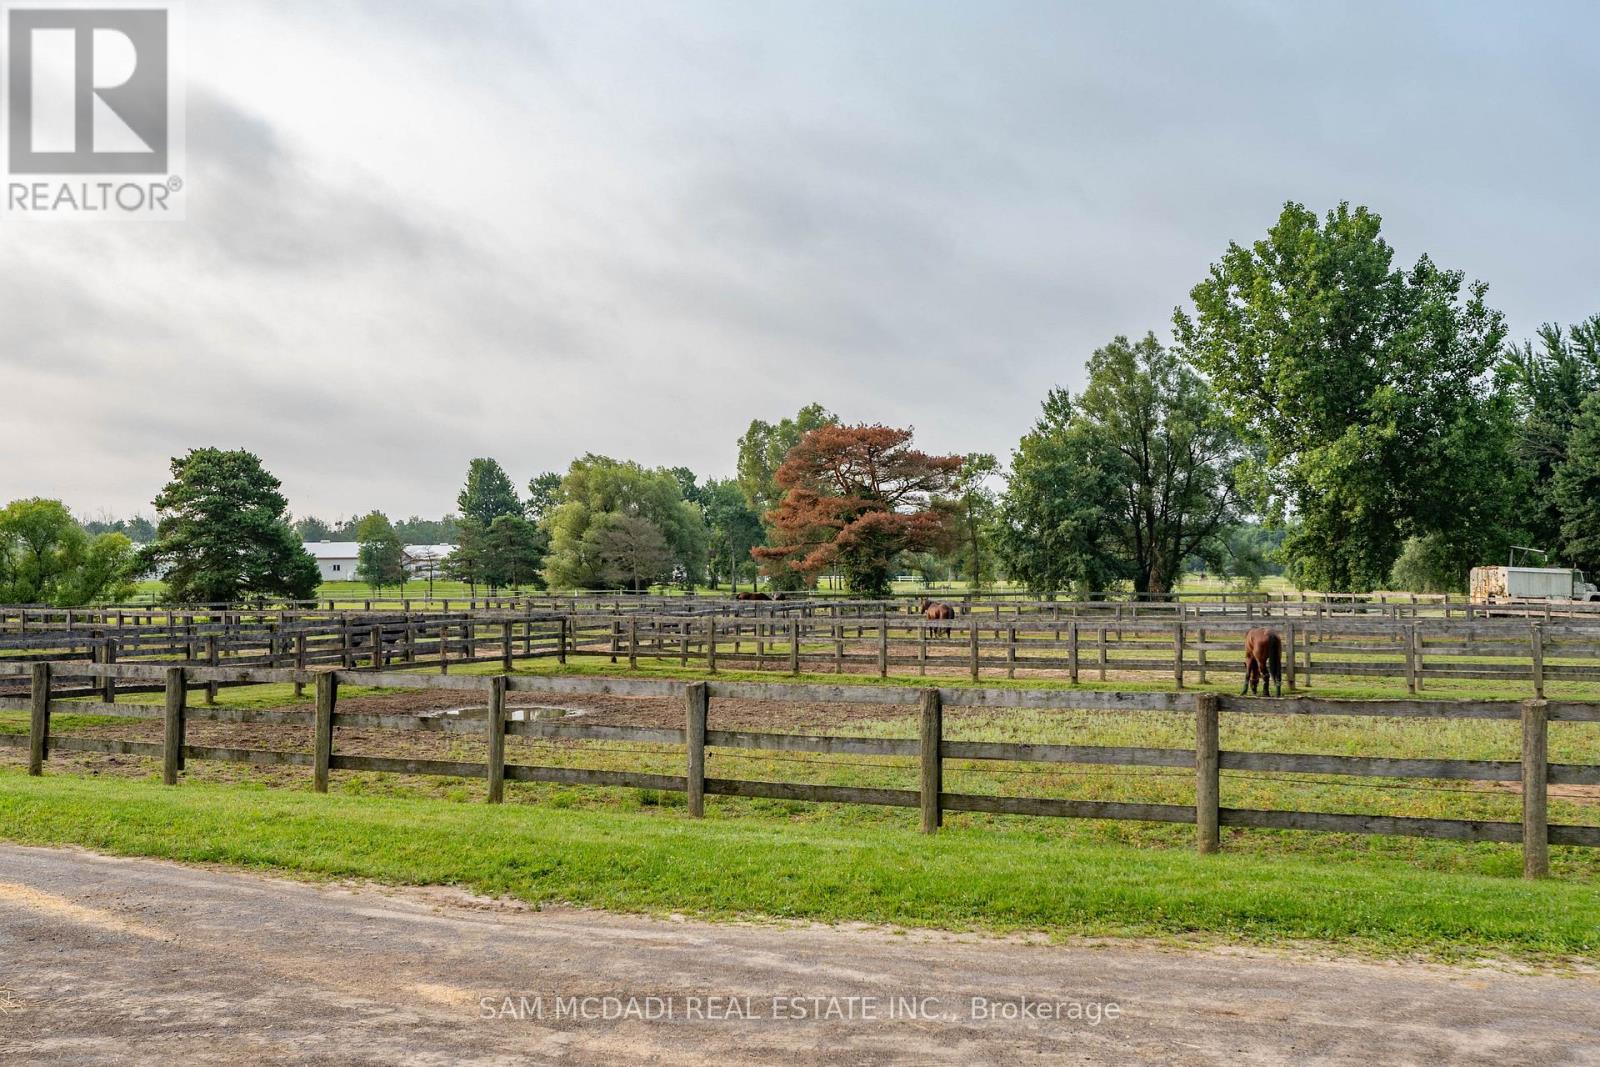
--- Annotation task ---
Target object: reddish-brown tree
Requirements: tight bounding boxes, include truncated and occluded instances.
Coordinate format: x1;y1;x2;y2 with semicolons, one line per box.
753;424;961;596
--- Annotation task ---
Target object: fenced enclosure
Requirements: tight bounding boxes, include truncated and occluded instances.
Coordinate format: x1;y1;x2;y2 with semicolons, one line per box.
4;659;1598;879
7;600;1600;697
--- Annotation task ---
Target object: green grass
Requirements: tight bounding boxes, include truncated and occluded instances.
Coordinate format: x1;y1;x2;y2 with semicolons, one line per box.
2;768;1597;961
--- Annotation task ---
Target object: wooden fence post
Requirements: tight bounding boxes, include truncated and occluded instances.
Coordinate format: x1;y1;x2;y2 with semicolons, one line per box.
919;688;942;833
1285;623;1297;693
294;632;307;698
1196;626;1207;684
314;671;337;794
878;615;889;679
27;663;51;776
685;681;708;817
1007;625;1017;679
102;639;117;704
1530;625;1545;699
969;621;979;681
706;618;717;673
440;622;450;674
502;621;514;672
368;624;383;671
1522;698;1549;879
487;675;507;804
1068;622;1079;684
1404;623;1417;694
204;635;220;705
1195;693;1220;854
162;666;186;785
1173;622;1185;689
791;620;801;676
628;617;638;670
1412;625;1424;692
558;616;568;665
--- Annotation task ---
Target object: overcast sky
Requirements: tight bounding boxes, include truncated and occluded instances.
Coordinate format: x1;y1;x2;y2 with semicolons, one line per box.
5;0;1599;522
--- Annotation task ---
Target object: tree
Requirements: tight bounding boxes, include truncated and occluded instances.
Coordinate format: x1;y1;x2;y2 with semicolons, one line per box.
1497;317;1600;554
294;515;336;541
80;512;156;543
1176;201;1509;591
457;458;523;528
525;472;564;522
392;515;461;544
0;499;137;605
1078;334;1240;595
442;520;489;593
481;515;548;590
736;403;837;590
993;391;1125;595
139;448;321;603
541;455;707;590
753;424;961;597
700;478;764;590
588;514;675;591
1389;534;1466;594
948;453;1000;589
1554;390;1600;575
355;512;407;592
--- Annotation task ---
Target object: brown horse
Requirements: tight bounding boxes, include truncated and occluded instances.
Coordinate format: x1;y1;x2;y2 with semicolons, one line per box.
919;598;955;638
1241;627;1282;697
734;591;771;601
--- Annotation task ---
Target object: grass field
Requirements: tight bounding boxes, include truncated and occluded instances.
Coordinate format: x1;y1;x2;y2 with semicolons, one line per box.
2;769;1598;961
7;641;1598;961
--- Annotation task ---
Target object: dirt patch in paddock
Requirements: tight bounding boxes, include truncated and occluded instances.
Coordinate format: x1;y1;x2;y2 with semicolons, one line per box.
0;685;926;782
327;685;918;731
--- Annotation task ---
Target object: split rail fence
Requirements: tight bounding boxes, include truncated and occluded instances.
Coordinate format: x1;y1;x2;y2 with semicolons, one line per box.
7;607;1600;698
3;660;1597;879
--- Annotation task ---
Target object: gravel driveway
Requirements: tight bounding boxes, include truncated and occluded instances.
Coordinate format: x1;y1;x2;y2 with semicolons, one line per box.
1;844;1596;1065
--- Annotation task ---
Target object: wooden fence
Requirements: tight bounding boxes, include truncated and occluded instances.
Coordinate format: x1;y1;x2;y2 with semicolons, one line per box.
4;660;1598;879
6;589;1600;636
8;608;1600;698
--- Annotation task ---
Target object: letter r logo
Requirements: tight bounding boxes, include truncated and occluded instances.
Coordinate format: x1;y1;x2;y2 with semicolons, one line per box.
6;6;168;174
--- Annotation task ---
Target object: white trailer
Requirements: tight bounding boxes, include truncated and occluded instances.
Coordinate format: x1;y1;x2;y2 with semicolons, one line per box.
1470;565;1600;602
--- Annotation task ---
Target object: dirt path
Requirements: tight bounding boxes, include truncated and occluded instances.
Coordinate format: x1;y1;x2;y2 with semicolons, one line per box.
1;846;1596;1065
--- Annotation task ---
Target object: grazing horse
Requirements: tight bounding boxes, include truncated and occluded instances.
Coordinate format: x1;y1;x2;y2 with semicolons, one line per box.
919;598;956;639
734;591;771;601
1241;627;1282;697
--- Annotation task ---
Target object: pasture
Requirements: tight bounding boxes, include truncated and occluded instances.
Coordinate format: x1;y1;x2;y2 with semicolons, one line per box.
5;593;1600;960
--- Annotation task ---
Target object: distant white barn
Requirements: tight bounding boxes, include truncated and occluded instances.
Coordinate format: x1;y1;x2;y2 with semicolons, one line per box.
303;541;361;582
302;541;456;582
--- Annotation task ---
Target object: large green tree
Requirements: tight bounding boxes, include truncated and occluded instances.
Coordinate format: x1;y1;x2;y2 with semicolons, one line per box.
994;336;1240;597
1176;201;1510;591
1079;334;1241;595
355;512;407;592
0;499;137;605
1554;390;1600;575
457;458;524;527
699;478;764;590
140;448;320;603
1497;316;1600;557
993;391;1124;595
525;472;564;522
481;515;548;590
948;453;1000;589
587;514;675;591
541;456;707;590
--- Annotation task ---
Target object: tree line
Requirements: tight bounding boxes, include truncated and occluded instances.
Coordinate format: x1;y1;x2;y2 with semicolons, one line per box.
12;199;1599;603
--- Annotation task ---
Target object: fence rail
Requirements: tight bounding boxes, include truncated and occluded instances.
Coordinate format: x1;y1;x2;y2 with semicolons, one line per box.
5;661;1597;879
9;606;1600;698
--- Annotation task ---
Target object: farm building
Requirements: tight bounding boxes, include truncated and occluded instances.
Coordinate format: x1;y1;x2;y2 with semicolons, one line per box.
302;541;456;582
